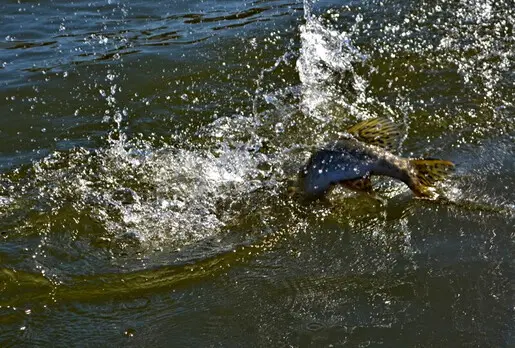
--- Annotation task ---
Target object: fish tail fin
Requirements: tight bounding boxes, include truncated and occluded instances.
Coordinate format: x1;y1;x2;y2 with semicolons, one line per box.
408;159;455;197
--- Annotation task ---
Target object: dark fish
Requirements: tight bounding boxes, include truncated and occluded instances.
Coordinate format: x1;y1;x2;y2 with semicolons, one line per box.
299;118;454;198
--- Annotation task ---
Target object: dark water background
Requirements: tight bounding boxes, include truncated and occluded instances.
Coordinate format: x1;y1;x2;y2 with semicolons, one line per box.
0;0;513;346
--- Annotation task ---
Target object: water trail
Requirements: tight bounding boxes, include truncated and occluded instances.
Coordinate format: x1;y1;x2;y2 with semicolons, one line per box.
0;213;308;307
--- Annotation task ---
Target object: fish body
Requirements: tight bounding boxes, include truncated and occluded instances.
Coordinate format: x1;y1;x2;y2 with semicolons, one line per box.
298;118;454;198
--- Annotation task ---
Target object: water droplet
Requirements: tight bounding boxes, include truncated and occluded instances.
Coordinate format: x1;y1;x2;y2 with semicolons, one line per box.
124;328;136;337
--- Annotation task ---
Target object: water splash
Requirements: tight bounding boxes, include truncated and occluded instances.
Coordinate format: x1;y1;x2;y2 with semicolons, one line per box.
297;14;368;121
0;0;512;321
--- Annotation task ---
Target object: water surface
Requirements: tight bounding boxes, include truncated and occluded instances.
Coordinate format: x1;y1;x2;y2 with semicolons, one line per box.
0;0;513;346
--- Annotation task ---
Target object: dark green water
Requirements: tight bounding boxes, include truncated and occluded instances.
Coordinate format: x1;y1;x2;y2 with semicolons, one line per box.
0;0;513;346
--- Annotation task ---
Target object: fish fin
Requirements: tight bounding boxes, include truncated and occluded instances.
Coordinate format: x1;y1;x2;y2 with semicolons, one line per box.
341;177;373;193
347;118;402;150
409;159;455;197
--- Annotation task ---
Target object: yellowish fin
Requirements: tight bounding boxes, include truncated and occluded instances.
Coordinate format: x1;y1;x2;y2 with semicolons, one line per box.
347;118;402;150
409;159;455;197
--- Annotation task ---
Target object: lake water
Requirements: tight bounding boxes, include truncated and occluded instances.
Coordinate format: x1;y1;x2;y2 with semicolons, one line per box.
0;0;513;346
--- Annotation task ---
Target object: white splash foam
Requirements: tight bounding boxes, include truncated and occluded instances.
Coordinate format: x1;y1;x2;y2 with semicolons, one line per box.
297;17;367;121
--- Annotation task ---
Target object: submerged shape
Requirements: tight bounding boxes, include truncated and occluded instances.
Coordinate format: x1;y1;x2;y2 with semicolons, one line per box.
299;118;455;198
